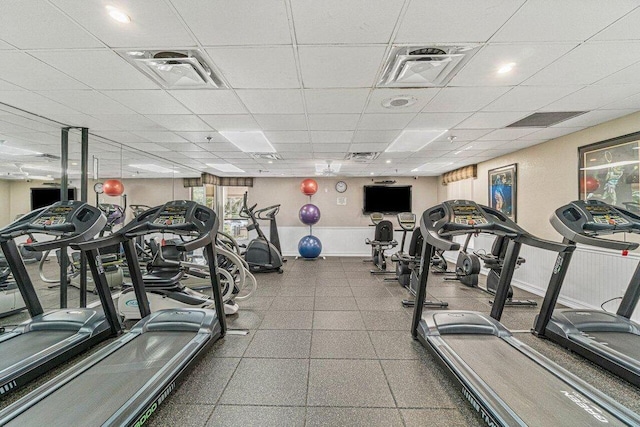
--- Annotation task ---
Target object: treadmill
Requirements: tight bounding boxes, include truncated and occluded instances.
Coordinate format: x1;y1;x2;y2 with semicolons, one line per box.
411;200;640;426
533;199;640;387
0;200;227;426
0;201;113;396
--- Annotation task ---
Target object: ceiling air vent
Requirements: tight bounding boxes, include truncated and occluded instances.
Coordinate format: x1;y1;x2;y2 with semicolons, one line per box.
378;45;478;88
250;153;282;161
119;49;226;89
506;112;587;128
345;152;380;162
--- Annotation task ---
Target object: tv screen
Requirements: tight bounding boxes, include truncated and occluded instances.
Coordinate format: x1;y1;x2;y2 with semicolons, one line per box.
31;188;77;210
363;185;412;214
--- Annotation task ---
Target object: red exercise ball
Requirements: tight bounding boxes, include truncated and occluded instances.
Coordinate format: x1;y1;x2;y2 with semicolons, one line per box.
580;176;599;193
300;178;318;196
103;179;125;197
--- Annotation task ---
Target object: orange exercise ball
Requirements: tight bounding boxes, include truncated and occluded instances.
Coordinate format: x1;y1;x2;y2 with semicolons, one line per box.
103;179;125;197
300;178;318;196
580;176;599;193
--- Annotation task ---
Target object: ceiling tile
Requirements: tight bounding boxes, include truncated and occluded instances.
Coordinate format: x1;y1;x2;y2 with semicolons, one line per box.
126;142;171;152
273;143;312;152
145;114;212;131
168;90;247;115
104;90;190;114
541;85;640;111
456;112;528;129
91;114;165;131
0;52;87;90
407;113;472;129
525;42;640;85
493;0;637;42
304;89;370;113
92;131;151;143
349;143;389;152
37;90;135;115
483;86;580;112
254;115;308;131
593;8;640;41
30;50;158;90
518;127;585;140
206;47;300;89
310;131;354;143
433;129;493;143
600;92;640;110
423;87;510;113
352;130;401;143
551;109;636;128
298;46;387;88
131;131;187;143
308;114;360;130
0;91;81;117
175;131;226;143
51;0;195;47
365;89;439;114
291;0;404;44
171;0;290;45
44;114;120;131
478;128;539;141
236;89;304;114
596;61;640;85
358;113;415;130
464;140;510;150
199;114;259;130
0;80;22;91
264;131;310;143
450;43;577;86
0;0;100;49
312;143;350;152
396;0;524;43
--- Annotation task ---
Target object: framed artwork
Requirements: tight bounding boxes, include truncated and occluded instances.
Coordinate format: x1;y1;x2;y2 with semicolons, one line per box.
488;164;517;221
578;131;640;212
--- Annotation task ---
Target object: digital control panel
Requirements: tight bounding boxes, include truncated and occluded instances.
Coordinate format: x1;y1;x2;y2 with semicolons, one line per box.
153;205;188;226
452;205;489;226
585;204;629;226
33;205;73;226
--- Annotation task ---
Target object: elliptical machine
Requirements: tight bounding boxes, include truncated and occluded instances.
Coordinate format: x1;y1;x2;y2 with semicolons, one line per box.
364;213;397;274
240;192;284;273
255;204;284;260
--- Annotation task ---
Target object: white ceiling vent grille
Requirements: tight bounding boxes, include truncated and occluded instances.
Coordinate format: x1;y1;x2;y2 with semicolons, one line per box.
378;46;478;88
119;50;226;89
250;153;282;160
345;152;380;162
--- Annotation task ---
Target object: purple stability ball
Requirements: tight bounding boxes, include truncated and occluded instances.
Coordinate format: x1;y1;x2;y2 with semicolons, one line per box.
299;203;321;225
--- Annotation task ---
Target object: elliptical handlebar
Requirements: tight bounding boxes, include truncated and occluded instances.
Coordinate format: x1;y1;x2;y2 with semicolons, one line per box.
255;204;280;220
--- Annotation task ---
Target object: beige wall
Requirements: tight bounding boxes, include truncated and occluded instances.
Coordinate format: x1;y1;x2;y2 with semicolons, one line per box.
246;176;439;227
0;180;10;226
438;111;640;240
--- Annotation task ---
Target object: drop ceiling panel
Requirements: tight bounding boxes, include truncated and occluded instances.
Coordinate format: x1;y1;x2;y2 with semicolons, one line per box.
104;90;190;114
596;61;640;85
352;130;401;143
254;115;308;131
600;93;640;110
0;91;81;117
236;89;304;114
524;42;640;86
91;114;166;131
0;52;87;90
456;112;528;129
131;131;187;143
93;131;151;143
592;8;640;41
206;47;300;88
146;114;212;131
518;127;587;140
0;1;100;49
0;80;22;91
551;109;636;128
273;143;312;152
365;89;439;113
349;143;389;152
264;131;310;143
127;143;171;152
358;113;416;130
493;0;637;42
541;85;640;111
433;129;493;142
291;0;404;44
298;46;387;88
168;90;247;115
407;113;472;129
199;114;259;130
483;86;580;112
312;143;350;152
477;128;539;141
31;50;158;90
175;131;226;143
308;114;360;131
51;0;196;47
310;131;354;143
465;140;510;150
0;115;59;132
423;87;510;113
450;43;577;86
37;90;135;115
171;0;291;45
304;89;370;113
396;0;524;43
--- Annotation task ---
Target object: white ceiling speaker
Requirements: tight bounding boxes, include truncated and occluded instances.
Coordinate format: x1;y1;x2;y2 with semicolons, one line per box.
119;49;226;89
382;95;418;109
378;45;479;88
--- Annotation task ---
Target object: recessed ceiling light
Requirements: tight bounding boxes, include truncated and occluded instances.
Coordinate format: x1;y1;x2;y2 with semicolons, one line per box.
382;96;418;109
497;62;516;74
207;163;245;173
127;51;145;57
454;151;462;155
386;130;448;152
268;160;273;164
71;162;78;166
218;131;276;153
129;164;174;173
385;159;391;164
370;172;375;175
106;6;131;23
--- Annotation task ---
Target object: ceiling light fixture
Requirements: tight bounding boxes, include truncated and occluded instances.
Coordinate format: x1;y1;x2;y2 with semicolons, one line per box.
106;6;131;23
386;129;448;152
219;131;276;153
129;164;175;173
382;96;418;109
385;160;392;164
412;162;453;172
207;163;245;173
497;62;516;74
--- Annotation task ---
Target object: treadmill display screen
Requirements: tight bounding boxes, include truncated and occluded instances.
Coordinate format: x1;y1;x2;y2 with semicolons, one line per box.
585;205;629;225
154;205;188;226
452;205;488;225
34;206;73;226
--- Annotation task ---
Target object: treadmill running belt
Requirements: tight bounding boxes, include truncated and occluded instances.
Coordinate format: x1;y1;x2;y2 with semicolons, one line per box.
0;331;77;372
7;331;195;427
444;335;628;427
585;332;640;358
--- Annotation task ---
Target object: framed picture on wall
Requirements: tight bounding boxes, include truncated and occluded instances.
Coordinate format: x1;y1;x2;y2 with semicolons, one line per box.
488;164;517;221
578;131;640;212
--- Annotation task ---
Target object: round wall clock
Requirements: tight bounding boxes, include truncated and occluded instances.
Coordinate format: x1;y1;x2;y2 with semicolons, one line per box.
93;182;104;194
335;181;347;193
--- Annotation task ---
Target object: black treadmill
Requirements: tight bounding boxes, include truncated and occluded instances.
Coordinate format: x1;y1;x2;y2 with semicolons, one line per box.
533;199;640;387
0;200;227;426
0;201;113;396
411;200;640;426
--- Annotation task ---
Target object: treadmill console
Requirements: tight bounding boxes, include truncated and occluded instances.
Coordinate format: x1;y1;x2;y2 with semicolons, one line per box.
153;204;188;226
451;203;489;226
33;205;74;226
584;203;629;227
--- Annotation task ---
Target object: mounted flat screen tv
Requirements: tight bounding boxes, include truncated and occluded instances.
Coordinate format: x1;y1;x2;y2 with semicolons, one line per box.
31;188;77;210
363;185;412;214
